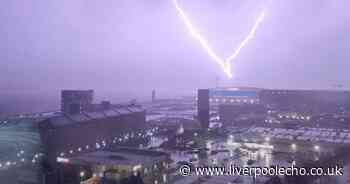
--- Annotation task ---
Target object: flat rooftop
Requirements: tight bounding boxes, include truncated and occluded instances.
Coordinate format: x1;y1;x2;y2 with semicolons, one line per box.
67;148;169;167
41;105;144;128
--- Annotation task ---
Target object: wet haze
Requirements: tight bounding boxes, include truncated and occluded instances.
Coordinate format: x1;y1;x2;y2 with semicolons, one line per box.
1;0;350;112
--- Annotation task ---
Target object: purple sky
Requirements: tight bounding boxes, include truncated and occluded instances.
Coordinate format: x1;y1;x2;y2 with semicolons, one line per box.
1;0;350;99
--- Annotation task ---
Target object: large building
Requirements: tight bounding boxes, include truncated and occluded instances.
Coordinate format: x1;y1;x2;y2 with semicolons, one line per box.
198;88;263;127
260;89;350;113
61;90;94;114
197;89;210;128
0;104;148;184
209;87;261;105
198;87;350;127
39;104;146;183
39;105;146;159
218;104;266;126
59;147;170;184
0;89;148;184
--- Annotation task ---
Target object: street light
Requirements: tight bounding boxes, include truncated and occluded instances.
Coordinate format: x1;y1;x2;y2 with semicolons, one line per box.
314;145;320;151
80;171;85;177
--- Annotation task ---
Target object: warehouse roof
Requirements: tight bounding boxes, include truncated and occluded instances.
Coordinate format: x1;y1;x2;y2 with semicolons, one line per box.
40;105;144;128
67;147;169;167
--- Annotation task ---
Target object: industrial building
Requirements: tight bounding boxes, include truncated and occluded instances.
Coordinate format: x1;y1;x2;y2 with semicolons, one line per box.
39;104;146;184
197;87;264;127
209;87;261;105
58;147;170;184
218;104;266;126
39;105;146;159
260;89;350;113
198;87;350;127
197;89;210;128
0;90;148;184
61;90;94;114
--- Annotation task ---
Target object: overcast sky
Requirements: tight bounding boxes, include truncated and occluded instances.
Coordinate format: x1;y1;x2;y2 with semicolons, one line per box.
1;0;350;99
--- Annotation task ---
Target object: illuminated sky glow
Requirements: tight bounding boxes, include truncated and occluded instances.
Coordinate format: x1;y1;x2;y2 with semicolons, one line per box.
174;0;266;79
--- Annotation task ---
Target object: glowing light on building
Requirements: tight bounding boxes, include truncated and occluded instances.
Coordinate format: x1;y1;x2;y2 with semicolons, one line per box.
80;171;85;177
174;0;266;78
163;174;167;183
206;141;213;150
314;145;320;151
133;164;142;172
177;124;184;135
57;157;70;163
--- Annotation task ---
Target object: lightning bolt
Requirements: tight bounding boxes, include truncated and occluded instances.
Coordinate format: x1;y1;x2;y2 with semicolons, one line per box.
173;0;232;78
226;11;265;63
173;0;266;79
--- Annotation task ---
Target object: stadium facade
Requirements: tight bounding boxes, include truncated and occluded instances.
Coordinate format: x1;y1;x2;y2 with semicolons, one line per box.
198;87;350;127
